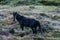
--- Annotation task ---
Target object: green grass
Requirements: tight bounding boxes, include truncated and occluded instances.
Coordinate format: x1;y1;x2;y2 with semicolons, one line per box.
0;0;60;6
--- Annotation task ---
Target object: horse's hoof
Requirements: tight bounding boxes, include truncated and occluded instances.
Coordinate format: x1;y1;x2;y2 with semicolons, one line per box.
18;33;25;37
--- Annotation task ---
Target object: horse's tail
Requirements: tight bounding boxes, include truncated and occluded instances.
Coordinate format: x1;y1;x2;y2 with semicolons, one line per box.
37;21;47;40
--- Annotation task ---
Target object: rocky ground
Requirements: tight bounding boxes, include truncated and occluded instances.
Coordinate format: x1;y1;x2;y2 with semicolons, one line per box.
0;5;60;40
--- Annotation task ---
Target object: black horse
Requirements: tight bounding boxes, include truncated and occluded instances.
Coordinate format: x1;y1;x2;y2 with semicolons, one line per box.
12;12;43;34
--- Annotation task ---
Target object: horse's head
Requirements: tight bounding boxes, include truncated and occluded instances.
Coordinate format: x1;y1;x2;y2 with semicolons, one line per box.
10;12;23;22
11;12;18;21
13;12;17;16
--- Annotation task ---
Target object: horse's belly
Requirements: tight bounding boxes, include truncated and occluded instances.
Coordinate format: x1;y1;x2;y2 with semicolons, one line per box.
23;23;29;27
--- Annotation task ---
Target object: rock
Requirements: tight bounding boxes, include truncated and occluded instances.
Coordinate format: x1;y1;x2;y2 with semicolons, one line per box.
0;35;8;40
0;28;9;36
9;28;15;35
40;13;49;18
0;31;9;36
0;35;3;40
0;14;7;19
33;38;44;40
18;31;31;37
7;21;14;25
18;33;25;37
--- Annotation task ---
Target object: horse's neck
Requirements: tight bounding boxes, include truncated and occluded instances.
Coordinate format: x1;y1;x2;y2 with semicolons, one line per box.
16;14;24;20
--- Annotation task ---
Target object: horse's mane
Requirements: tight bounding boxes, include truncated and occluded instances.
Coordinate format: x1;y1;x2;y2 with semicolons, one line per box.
13;12;26;20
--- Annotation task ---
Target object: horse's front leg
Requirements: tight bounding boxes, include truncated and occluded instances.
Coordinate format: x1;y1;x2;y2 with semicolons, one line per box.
19;21;24;31
20;25;24;31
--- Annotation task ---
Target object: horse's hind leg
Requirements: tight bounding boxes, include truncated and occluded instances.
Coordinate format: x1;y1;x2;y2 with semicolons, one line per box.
34;27;37;34
31;27;37;34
